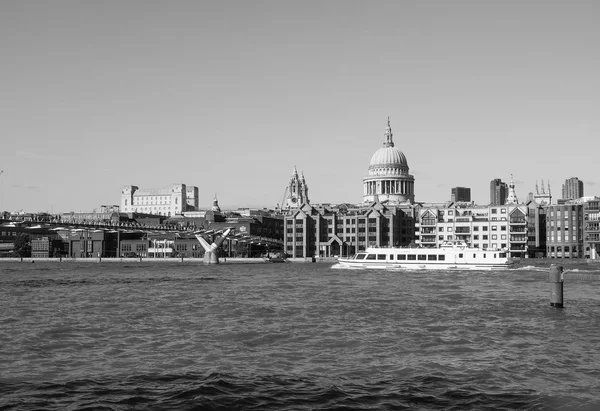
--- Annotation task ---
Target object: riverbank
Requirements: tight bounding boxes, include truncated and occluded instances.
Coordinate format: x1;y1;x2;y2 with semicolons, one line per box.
0;257;338;264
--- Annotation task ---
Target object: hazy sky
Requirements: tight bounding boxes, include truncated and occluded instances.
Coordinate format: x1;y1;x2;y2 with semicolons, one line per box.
1;1;598;213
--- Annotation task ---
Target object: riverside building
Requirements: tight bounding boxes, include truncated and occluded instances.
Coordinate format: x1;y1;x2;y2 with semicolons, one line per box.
283;119;417;258
416;202;530;258
120;184;199;216
417;175;532;258
545;196;600;259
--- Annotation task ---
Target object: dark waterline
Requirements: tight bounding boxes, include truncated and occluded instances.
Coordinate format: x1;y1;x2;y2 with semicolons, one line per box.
1;262;599;410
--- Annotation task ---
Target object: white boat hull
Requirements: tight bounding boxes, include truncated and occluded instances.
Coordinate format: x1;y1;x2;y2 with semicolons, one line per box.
334;240;514;271
335;259;513;270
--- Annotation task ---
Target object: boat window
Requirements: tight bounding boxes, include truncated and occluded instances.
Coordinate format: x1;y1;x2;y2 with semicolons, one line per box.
418;254;426;260
389;254;394;260
355;254;366;260
397;254;406;260
473;254;476;258
407;255;416;260
499;253;506;258
366;254;376;260
494;254;496;258
458;253;463;258
438;255;445;261
483;254;486;258
377;254;386;260
427;255;437;260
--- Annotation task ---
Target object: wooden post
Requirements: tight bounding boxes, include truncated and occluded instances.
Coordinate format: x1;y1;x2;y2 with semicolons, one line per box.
549;265;564;308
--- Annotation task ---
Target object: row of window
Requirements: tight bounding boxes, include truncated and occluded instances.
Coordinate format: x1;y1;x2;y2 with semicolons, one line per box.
355;252;506;261
422;234;507;240
286;218;380;225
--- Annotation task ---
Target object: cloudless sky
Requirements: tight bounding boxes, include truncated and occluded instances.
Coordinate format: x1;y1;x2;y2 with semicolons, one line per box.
1;1;598;213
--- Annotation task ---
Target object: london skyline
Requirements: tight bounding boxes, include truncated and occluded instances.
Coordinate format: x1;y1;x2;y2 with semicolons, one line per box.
1;1;598;213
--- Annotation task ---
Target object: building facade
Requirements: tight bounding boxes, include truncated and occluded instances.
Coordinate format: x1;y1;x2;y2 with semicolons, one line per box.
416;203;530;258
363;118;415;204
121;184;199;216
583;197;600;259
562;177;584;201
283;202;416;258
490;179;507;205
545;202;584;258
451;187;471;202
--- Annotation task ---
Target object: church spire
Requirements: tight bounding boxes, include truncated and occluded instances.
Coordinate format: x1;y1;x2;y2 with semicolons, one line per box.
383;117;394;147
506;174;519;204
211;193;221;212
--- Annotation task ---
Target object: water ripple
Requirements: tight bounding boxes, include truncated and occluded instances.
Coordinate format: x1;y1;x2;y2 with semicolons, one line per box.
1;262;599;410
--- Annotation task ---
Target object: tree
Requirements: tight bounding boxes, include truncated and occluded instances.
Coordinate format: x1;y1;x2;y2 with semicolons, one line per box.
14;234;31;257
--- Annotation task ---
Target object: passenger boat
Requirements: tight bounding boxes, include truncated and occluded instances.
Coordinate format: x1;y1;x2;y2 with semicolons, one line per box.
335;240;513;270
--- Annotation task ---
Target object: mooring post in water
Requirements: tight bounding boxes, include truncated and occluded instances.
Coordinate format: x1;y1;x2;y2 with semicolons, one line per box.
549;264;564;308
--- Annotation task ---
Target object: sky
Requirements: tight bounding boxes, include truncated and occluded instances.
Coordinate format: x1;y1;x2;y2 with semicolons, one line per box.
1;1;599;213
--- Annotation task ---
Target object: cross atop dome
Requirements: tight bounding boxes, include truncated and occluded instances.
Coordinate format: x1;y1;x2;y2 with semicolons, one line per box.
384;117;394;148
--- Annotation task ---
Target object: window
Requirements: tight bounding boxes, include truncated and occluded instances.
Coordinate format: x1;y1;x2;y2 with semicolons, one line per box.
501;235;506;240
377;254;386;260
355;254;366;260
501;226;506;231
458;253;463;258
407;255;416;260
492;235;497;240
474;235;479;240
473;226;479;231
492;226;497;231
492;209;497;214
366;254;376;260
483;235;488;240
447;227;453;232
483;226;488;231
501;208;506;213
448;211;454;215
438;255;445;261
389;254;394;260
427;255;437;260
418;254;426;260
397;254;406;260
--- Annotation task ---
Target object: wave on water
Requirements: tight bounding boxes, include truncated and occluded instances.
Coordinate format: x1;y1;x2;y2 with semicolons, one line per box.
2;276;223;290
512;265;551;272
0;372;549;411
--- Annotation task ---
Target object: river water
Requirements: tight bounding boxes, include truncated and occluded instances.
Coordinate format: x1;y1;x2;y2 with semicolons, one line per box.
1;262;599;410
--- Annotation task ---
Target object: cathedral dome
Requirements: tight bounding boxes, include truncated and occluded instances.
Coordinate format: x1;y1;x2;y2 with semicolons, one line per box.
363;118;415;204
367;118;409;174
369;146;407;168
